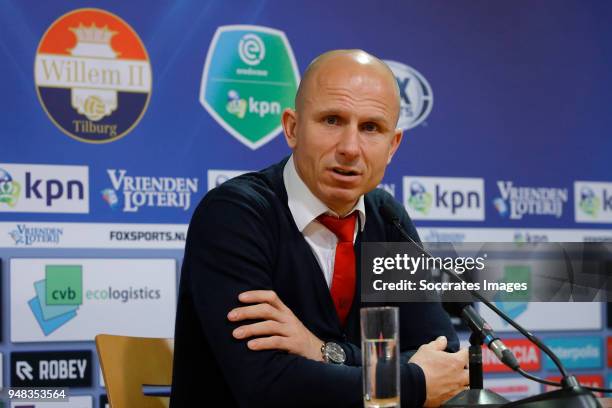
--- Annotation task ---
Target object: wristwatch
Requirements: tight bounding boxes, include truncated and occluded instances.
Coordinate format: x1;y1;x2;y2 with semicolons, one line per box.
321;342;346;364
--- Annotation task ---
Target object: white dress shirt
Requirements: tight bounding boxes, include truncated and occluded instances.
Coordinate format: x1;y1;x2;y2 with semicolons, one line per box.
283;155;366;288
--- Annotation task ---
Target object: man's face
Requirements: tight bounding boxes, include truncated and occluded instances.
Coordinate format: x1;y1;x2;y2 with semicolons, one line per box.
284;59;402;215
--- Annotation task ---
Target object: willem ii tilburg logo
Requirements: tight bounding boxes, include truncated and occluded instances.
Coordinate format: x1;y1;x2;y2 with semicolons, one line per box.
493;181;568;220
101;169;199;213
34;8;152;143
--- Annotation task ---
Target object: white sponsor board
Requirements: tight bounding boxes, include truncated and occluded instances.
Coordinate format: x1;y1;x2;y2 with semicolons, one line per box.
0;163;89;213
575;181;612;224
484;377;541;401
4;223;608;249
11;258;176;342
403;176;484;221
478;302;602;332
11;395;92;407
207;169;250;191
417;227;612;243
0;222;187;249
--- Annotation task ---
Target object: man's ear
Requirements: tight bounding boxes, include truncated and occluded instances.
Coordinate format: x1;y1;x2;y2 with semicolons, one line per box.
282;108;298;149
387;128;403;164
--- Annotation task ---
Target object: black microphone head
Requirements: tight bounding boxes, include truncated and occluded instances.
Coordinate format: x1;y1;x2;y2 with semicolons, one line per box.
379;203;400;224
441;300;472;318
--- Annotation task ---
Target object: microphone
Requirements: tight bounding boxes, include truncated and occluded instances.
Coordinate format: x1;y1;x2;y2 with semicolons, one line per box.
461;305;519;370
378;203;607;405
379;204;519;371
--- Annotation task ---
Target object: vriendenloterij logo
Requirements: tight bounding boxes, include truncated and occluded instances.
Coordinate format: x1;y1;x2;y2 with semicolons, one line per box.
29;265;83;336
493;181;568;220
9;224;63;246
384;60;433;130
34;8;152;143
0;168;21;207
101;169;198;213
200;25;300;150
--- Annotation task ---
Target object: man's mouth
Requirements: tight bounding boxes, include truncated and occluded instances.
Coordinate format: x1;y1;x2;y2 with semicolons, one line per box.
332;167;359;176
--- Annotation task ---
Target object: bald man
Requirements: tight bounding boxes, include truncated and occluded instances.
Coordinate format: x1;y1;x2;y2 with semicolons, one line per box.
171;50;468;408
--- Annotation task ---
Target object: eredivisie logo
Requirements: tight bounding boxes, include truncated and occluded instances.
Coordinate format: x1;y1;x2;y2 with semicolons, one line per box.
34;8;152;143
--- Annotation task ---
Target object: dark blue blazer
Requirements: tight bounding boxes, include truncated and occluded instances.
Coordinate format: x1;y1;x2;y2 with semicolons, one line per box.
170;158;458;407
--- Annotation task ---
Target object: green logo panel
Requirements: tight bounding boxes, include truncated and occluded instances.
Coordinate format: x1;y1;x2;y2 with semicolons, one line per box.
45;264;83;306
200;25;300;150
499;265;531;302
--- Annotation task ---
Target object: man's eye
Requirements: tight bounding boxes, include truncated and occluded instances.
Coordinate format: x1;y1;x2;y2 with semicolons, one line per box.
325;116;339;125
362;122;379;132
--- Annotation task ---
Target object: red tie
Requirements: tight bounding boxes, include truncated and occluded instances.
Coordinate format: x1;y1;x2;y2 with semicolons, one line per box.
317;212;357;326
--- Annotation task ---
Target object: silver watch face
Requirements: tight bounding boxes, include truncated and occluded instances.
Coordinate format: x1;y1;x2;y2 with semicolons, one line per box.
324;342;346;364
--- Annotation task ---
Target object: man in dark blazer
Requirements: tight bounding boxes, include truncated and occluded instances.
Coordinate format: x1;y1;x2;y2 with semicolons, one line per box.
171;50;468;407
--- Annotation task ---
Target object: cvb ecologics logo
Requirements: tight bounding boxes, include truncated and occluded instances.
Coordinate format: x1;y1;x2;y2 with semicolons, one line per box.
29;264;163;336
200;25;300;150
101;169;198;212
492;181;568;220
29;265;83;336
575;181;612;224
34;8;152;143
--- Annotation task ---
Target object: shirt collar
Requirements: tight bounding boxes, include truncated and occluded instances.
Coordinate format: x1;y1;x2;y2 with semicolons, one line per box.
283;155;366;232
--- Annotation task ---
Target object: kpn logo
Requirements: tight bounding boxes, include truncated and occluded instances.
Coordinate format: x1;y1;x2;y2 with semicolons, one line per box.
0;163;89;214
403;176;484;221
575;181;612;224
200;25;300;150
34;8;152;143
29;265;83;335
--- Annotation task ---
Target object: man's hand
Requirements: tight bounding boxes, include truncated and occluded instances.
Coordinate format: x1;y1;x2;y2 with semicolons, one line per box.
409;336;469;407
228;290;325;362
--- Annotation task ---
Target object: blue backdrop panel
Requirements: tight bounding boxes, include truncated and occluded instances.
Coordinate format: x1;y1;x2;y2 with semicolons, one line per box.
1;0;611;405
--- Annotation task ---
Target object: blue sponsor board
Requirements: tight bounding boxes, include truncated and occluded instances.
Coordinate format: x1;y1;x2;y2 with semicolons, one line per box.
543;337;602;370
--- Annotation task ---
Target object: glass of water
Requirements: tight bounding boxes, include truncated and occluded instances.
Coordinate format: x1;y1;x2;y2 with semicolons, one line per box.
361;306;400;408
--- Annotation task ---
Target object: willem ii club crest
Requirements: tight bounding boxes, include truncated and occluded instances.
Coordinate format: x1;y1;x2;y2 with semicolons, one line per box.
34;8;152;143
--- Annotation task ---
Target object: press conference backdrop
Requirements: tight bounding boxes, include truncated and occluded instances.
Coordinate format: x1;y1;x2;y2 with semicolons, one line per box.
1;0;612;405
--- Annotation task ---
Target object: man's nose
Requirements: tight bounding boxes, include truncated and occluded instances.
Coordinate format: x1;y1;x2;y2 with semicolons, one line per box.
336;124;360;161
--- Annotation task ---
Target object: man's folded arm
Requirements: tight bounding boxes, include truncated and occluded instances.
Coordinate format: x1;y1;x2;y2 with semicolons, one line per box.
183;190;426;407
